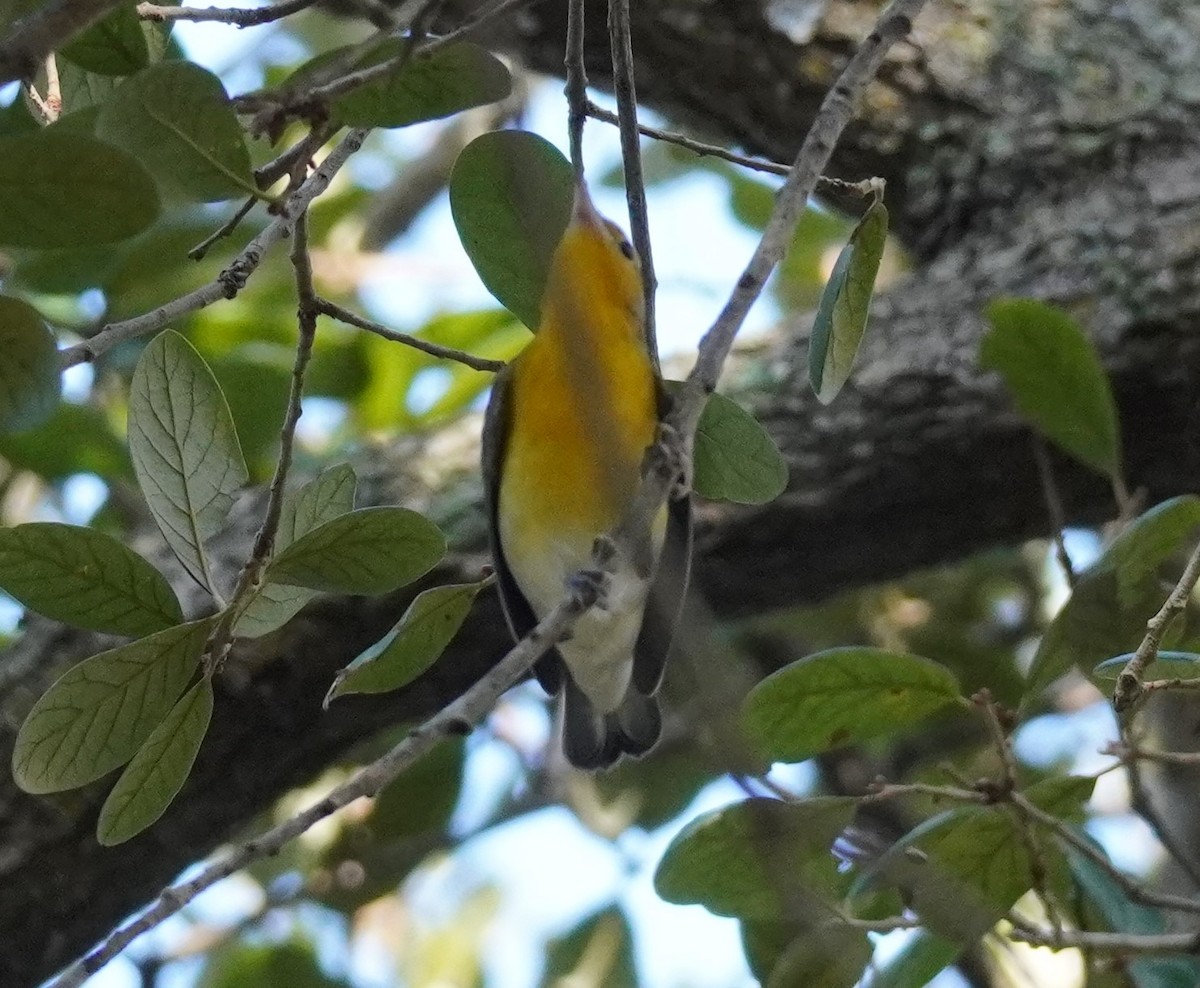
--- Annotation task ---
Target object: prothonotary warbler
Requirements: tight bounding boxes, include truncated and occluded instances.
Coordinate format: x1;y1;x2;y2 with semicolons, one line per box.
482;183;692;769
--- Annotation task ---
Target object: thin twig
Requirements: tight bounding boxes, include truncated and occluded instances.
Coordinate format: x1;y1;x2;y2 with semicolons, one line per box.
1113;534;1200;712
1032;437;1076;587
607;0;657;367
22;82;54;123
188;197;257;261
316;299;505;373
977;692;1064;933
1011;789;1200;916
136;0;316;26
201;213;323;675
58;130;369;369
1111;742;1200;766
234;0;533;125
42;53;61;119
1008;922;1200;955
255;125;335;190
584;101;880;197
1120;725;1200;891
628;0;929;560
47;582;599;988
564;0;587;176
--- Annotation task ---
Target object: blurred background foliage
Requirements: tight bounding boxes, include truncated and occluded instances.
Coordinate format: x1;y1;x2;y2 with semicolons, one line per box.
0;1;1184;987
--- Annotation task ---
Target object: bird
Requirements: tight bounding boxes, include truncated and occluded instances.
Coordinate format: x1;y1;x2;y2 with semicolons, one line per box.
481;183;691;769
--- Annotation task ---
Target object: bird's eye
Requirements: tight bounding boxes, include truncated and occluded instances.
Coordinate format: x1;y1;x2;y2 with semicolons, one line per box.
618;239;636;261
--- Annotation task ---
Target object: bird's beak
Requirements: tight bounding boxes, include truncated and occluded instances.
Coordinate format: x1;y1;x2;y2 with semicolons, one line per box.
571;183;604;230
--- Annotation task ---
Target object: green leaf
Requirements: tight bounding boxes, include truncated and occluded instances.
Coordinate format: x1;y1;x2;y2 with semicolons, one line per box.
450;130;574;328
265;507;445;596
654;797;856;919
97;676;213;845
1026;496;1200;695
0;522;182;635
808;200;887;403
128;331;249;595
850;776;1093;942
743;647;962;763
1093;651;1200;682
234;465;357;638
982;298;1121;478
200;939;350;988
327;580;482;701
866;930;963;988
1104;495;1200;606
765;925;872;988
0;130;160;246
333;40;512;128
369;736;465;838
210;357;292;472
0;296;59;434
61;4;149;76
45;59;122;115
12;617;213;794
0;402;130;481
539;908;638;988
276;464;358;549
96;61;256;202
692;391;787;504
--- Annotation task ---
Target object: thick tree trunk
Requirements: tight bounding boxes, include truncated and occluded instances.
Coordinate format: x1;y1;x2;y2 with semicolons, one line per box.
5;1;1200;983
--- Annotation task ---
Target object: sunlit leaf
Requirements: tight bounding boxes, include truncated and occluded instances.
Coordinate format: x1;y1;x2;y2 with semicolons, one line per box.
850;776;1093;942
266;507;445;595
982;298;1121;478
333;40;512;128
1093;651;1200;682
1026;496;1200;695
0;130;159;247
61;4;149;76
809;200;887;403
12;617;213;794
235;465;357;638
327;580;483;701
743;647;962;763
450;130;574;328
128;331;249;595
692;391;787;504
96;61;256;201
0;296;59;434
0;522;181;635
539;908;637;988
97;676;213;845
654;797;856;919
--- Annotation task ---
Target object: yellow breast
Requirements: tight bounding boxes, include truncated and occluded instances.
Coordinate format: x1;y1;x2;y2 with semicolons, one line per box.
499;306;658;557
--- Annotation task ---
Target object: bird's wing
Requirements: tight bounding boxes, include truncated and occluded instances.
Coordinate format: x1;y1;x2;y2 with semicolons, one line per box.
631;379;695;695
632;490;692;695
482;364;564;694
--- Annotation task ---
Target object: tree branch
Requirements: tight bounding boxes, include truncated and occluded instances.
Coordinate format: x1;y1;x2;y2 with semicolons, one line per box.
58;130;368;369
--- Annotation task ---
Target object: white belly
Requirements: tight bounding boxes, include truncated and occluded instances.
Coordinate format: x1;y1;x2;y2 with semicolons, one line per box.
499;522;649;714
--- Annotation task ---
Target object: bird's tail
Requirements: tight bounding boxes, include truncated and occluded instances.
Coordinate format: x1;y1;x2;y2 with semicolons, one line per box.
562;675;661;770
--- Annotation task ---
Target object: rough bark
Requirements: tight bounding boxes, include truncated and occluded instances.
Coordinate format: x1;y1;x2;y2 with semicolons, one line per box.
5;1;1200;983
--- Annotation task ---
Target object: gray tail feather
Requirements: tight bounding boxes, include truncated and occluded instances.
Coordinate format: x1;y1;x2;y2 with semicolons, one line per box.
562;676;661;770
